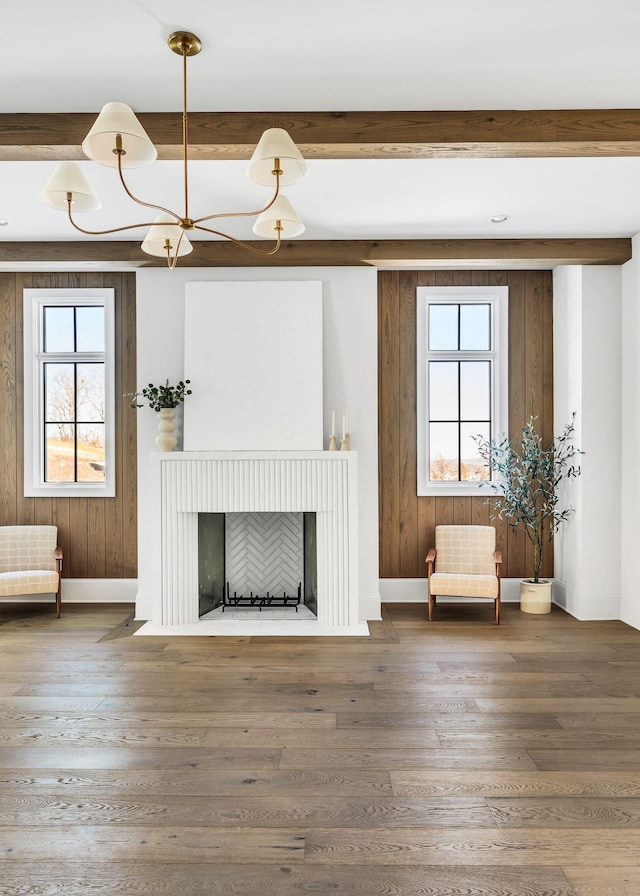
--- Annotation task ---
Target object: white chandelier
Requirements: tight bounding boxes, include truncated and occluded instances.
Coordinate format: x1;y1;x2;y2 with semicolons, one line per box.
38;30;309;268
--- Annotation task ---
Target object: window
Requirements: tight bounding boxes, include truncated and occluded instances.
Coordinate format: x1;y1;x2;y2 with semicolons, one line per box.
24;289;115;497
417;286;508;496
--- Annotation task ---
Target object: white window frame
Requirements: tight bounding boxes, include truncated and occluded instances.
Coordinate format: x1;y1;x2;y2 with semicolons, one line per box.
23;288;116;498
416;286;509;496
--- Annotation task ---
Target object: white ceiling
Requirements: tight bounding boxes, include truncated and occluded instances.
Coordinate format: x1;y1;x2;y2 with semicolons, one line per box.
2;0;640;247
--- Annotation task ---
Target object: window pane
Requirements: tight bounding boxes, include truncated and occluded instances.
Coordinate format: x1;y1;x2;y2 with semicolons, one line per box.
45;364;74;423
77;424;105;481
43;306;74;353
76;306;105;352
428;304;458;350
460;361;491;421
45;423;75;482
460;423;490;481
460;304;491;350
429;361;459;421
77;364;105;422
429;422;459;480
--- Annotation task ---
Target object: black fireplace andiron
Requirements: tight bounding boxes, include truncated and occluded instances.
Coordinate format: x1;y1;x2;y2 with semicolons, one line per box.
223;582;302;611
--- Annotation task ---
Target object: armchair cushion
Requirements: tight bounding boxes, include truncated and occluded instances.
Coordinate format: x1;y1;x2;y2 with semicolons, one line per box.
429;572;499;599
0;569;60;595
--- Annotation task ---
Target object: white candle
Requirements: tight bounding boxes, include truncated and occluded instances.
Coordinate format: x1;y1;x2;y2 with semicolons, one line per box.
331;410;335;435
342;412;346;439
345;407;349;434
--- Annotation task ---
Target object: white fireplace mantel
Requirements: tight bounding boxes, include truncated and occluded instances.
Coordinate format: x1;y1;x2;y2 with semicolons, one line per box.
143;451;365;636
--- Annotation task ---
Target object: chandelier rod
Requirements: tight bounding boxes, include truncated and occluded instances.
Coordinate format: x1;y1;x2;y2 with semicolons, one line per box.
182;44;190;224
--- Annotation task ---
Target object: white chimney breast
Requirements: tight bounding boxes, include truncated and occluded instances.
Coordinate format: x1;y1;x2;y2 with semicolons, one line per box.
183;280;324;451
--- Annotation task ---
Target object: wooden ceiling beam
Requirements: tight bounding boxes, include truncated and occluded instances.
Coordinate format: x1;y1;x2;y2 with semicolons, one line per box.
0;238;630;267
3;109;640;161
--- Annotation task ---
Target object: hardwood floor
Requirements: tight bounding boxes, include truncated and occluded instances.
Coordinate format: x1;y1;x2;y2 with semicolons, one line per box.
0;601;639;895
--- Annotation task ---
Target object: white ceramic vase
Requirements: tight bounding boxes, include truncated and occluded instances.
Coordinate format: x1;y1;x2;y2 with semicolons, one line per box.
156;408;178;452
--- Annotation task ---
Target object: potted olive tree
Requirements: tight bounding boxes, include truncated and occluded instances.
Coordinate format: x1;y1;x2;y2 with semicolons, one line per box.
474;416;582;613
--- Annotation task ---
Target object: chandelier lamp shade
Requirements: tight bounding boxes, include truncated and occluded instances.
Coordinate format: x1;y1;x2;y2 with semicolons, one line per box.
37;30;309;268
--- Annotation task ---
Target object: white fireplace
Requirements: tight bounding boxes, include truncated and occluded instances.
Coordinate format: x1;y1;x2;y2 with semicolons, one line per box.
138;450;367;636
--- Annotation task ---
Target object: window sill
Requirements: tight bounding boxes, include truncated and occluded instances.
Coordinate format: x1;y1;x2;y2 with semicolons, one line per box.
24;483;115;498
418;483;496;498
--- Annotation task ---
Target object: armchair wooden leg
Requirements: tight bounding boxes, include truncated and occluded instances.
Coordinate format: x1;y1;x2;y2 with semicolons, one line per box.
428;591;436;620
54;548;63;619
495;595;500;625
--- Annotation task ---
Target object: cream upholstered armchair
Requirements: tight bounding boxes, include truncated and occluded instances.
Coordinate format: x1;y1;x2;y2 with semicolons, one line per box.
425;525;502;624
0;526;63;618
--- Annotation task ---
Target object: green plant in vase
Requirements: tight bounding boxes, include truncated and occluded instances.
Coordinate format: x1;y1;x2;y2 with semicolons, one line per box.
128;379;191;411
127;380;192;451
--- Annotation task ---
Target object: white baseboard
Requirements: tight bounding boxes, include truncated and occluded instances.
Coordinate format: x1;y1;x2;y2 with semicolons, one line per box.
62;579;137;603
552;580;621;621
379;577;523;603
621;594;640;630
1;579;136;606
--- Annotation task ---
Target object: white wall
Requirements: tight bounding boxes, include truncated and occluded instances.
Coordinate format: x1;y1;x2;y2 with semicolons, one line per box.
135;266;380;621
552;267;584;604
553;265;622;619
621;235;640;630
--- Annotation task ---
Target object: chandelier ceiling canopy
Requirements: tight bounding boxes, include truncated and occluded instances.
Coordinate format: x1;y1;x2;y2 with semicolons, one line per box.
38;30;309;268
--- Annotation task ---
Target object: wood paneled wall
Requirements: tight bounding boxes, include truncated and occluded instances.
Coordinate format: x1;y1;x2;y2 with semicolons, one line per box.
0;272;137;579
378;270;554;580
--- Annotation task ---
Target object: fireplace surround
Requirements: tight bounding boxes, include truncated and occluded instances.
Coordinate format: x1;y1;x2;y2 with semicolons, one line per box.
139;451;366;635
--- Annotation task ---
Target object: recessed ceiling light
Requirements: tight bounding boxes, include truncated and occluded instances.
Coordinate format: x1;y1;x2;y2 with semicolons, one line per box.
489;215;509;224
0;219;10;226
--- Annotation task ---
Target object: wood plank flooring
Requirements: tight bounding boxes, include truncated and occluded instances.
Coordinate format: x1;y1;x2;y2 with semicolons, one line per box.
0;601;639;895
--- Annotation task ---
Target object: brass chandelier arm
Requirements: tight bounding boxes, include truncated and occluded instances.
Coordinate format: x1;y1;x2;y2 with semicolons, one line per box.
66;198;159;236
116;150;180;221
195;223;282;256
166;229;186;270
192;171;281;226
